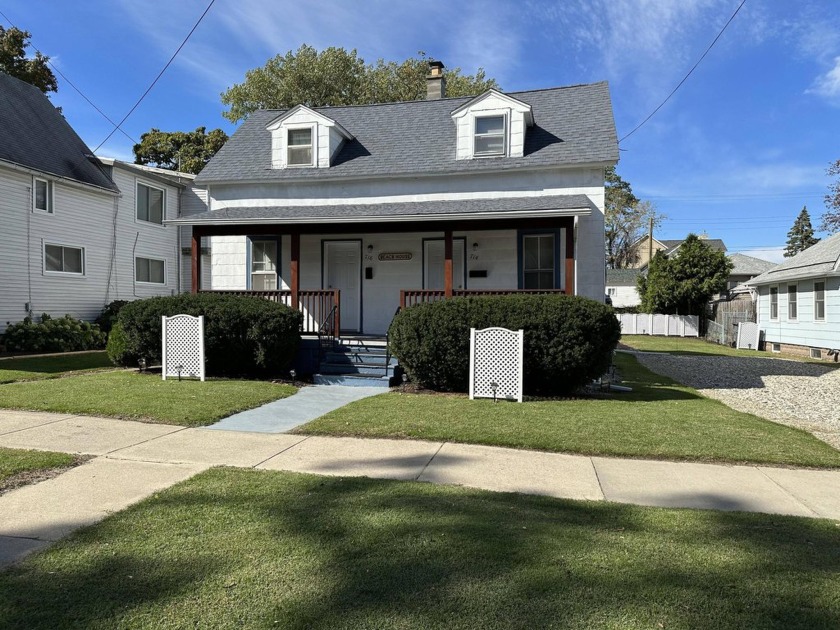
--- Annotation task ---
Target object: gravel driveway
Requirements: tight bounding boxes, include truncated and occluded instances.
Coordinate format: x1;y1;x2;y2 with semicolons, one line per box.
629;351;840;450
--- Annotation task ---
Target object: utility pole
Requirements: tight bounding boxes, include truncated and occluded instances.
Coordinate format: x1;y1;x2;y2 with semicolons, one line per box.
647;216;654;265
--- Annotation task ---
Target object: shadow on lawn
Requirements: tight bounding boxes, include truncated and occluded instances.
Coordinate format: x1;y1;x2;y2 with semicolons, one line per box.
3;469;837;629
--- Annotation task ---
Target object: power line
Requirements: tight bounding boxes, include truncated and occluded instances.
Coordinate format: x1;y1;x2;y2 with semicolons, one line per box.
0;10;137;145
93;0;216;152
619;0;748;144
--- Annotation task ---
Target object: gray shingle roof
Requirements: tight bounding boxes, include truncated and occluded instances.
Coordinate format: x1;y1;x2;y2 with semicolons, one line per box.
662;238;727;254
747;234;840;285
169;194;592;225
195;82;618;184
606;268;641;286
0;72;117;192
727;253;776;276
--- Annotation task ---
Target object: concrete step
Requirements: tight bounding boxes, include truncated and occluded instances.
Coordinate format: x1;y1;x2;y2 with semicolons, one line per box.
324;351;397;366
313;373;392;388
319;363;394;376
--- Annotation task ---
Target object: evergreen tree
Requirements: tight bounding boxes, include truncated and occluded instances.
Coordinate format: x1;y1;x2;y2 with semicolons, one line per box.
784;206;820;257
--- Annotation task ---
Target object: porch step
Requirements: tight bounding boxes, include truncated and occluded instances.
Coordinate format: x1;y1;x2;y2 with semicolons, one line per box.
324;351;397;366
313;373;392;388
319;362;395;376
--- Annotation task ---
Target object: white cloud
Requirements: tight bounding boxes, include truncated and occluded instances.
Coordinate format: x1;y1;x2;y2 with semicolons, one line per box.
808;56;840;102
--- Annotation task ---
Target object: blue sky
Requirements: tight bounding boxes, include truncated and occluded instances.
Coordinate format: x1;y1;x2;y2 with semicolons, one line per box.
4;0;839;262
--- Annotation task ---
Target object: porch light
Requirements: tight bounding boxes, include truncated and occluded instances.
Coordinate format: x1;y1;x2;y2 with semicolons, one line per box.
472;242;479;252
367;244;374;253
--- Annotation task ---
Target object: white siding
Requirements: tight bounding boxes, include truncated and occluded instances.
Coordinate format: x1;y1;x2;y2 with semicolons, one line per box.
0;163;180;332
180;185;210;292
758;278;840;349
607;285;641;308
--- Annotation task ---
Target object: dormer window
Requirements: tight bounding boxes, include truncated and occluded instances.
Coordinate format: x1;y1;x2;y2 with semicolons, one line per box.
287;128;313;166
474;115;506;157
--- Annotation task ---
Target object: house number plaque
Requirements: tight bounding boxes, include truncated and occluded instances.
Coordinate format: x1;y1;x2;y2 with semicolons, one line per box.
378;252;412;261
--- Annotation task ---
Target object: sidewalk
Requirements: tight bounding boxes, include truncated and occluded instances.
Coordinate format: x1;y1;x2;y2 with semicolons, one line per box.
2;410;839;568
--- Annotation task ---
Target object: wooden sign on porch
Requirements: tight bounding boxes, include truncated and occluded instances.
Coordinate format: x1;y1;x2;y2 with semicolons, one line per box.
378;252;412;261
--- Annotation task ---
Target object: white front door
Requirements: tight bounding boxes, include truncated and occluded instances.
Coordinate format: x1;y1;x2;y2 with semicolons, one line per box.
424;239;465;290
324;240;362;332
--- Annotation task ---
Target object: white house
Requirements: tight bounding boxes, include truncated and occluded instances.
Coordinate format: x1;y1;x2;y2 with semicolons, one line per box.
0;71;190;333
606;269;641;308
173;64;619;343
746;233;840;360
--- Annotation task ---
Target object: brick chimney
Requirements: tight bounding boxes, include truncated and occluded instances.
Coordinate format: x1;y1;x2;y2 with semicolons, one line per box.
426;60;446;100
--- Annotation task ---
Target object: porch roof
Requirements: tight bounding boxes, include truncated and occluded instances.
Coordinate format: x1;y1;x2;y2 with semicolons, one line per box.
166;194;592;226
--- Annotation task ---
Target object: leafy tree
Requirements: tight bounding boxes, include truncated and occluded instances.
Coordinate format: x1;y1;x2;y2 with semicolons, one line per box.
0;26;57;95
821;159;840;234
133;127;229;175
221;45;498;123
637;234;732;315
604;167;663;269
784;206;820;257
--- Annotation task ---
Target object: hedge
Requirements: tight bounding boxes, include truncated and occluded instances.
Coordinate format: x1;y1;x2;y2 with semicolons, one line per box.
109;293;302;376
388;295;621;395
1;314;106;353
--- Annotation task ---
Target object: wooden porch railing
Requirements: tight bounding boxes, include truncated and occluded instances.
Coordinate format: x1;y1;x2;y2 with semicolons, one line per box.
201;289;339;335
399;289;567;309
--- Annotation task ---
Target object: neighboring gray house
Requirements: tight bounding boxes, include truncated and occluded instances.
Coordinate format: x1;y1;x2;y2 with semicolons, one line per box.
746;234;840;359
606;269;641;308
173;68;619;339
0;71;190;333
726;253;777;301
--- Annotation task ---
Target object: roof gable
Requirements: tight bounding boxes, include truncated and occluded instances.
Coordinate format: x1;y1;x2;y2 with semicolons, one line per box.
265;105;353;139
747;234;840;285
450;89;534;126
0;72;117;192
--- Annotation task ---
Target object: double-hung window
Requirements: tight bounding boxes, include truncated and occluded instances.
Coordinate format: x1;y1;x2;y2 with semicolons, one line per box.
769;286;778;320
135;257;165;284
473;115;506;157
522;234;555;289
34;177;53;213
44;243;84;275
788;284;797;320
137;182;164;224
250;239;278;290
814;280;826;321
287;128;313;166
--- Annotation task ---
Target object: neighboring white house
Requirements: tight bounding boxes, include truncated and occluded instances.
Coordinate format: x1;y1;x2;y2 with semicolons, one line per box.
746;233;840;360
606;269;641;308
0;71;190;333
172;64;619;337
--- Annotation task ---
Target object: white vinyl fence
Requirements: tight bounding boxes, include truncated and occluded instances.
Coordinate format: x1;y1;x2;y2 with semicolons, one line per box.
618;313;700;338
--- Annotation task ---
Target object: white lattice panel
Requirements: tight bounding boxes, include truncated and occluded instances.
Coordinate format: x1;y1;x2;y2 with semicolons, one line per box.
736;322;760;350
162;314;205;381
469;327;524;403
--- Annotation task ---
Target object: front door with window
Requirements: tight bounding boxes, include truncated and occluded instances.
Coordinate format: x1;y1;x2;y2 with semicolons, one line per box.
324;241;361;332
424;239;465;290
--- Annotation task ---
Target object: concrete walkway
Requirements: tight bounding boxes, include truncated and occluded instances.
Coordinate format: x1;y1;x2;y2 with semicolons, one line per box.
1;410;839;569
208;385;384;433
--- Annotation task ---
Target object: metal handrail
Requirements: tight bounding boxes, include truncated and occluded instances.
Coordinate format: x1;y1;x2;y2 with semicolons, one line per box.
317;304;339;364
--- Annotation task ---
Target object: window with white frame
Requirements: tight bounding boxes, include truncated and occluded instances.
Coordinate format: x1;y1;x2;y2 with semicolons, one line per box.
287;128;313;166
44;243;84;274
607;287;617;296
788;284;797;320
136;182;165;224
473;115;506;157
814;280;826;321
33;177;53;213
522;234;555;289
769;286;778;319
135;257;165;284
250;239;278;290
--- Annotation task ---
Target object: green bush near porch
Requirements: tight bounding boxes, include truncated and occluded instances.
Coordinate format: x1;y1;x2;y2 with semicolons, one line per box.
109;294;302;376
388;294;620;395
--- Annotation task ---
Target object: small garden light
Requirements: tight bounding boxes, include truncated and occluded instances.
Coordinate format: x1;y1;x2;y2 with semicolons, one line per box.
138;358;146;373
175;365;184;381
290;369;297;385
401;372;408;392
490;381;499;403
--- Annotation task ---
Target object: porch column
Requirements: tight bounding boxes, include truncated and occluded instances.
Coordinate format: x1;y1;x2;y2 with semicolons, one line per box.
191;226;203;294
290;231;300;309
444;229;453;298
564;219;575;295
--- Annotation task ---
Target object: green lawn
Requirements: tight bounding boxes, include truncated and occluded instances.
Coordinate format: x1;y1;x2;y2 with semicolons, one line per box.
0;371;296;426
0;352;113;384
620;335;838;364
1;468;838;629
298;353;840;468
0;447;78;486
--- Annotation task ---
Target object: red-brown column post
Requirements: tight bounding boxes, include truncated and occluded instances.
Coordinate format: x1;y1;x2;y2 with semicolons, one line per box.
191;226;203;294
290;232;300;309
564;219;575;295
444;229;453;298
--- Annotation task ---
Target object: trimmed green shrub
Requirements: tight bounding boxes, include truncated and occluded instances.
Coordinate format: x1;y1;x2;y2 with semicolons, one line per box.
106;321;138;366
96;300;130;335
113;293;302;376
1;314;106;353
388;295;621;395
